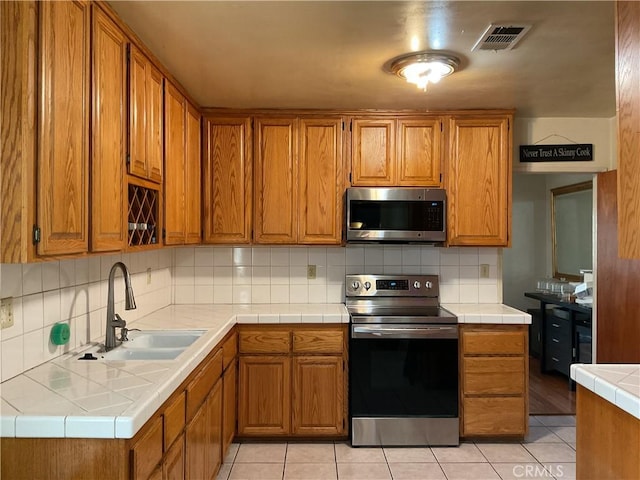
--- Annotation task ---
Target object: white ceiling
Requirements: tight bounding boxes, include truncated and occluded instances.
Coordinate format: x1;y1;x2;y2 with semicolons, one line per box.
109;1;616;118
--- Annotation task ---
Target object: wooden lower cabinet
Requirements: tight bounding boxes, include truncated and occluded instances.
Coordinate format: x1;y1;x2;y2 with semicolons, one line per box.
132;417;163;480
163;435;185;480
460;325;528;438
222;360;237;458
238;355;291;436
292;356;344;435
237;325;348;438
185;365;223;480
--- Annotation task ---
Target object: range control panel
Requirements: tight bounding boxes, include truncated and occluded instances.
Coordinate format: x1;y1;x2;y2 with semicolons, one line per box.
346;274;439;297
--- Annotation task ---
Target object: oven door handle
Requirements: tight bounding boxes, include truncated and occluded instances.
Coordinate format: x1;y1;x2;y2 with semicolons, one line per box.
351;325;458;339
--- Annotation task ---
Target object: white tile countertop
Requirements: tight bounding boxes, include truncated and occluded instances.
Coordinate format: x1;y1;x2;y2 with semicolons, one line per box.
0;302;527;439
443;303;532;324
570;363;640;420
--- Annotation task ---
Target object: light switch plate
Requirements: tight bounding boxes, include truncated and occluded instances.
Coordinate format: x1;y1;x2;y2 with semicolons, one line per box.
1;297;14;329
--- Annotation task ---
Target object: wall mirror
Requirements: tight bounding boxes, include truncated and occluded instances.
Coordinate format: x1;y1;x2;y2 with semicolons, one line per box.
551;181;593;281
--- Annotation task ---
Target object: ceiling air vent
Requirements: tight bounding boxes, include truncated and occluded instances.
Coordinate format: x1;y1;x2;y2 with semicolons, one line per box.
472;24;532;51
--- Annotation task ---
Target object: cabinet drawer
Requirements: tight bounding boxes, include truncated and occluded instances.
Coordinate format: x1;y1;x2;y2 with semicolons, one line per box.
239;330;291;354
223;331;238;370
186;348;223;421
545;345;571;376
163;391;185;451
463;357;525;395
463;397;526;436
462;330;526;355
132;416;163;480
293;329;344;354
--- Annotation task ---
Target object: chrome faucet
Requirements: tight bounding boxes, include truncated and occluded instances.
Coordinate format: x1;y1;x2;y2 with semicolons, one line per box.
105;262;137;351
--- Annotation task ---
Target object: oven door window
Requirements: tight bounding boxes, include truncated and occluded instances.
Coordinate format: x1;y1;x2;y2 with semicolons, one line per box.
350;337;458;417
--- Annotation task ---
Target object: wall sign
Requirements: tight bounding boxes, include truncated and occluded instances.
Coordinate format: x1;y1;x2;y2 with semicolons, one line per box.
520;144;593;162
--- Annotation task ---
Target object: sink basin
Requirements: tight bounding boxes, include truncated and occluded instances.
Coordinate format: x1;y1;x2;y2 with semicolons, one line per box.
101;347;186;361
72;330;206;362
124;330;205;349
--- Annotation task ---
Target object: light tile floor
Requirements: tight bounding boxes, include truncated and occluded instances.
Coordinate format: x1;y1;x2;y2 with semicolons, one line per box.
217;415;576;480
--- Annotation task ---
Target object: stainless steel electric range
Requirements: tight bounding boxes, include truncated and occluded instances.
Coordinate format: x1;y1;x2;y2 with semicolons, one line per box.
346;274;459;447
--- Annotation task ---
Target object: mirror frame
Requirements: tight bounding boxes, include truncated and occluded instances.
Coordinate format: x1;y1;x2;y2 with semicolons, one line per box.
551;181;593;281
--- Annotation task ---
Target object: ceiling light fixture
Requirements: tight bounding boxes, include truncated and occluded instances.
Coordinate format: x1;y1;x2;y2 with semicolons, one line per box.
386;51;460;92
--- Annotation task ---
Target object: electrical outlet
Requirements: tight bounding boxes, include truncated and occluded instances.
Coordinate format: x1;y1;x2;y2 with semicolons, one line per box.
146;268;152;285
480;264;490;278
1;297;14;330
307;265;317;280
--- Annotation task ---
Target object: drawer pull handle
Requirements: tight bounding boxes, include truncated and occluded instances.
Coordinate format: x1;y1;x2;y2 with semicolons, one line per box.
552;339;560;343
552;323;560;328
552;356;559;362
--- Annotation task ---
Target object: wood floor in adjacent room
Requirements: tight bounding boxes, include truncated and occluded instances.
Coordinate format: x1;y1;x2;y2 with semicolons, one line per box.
529;356;576;415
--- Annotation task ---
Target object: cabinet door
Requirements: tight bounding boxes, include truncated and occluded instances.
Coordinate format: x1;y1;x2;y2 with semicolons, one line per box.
164;82;186;245
37;0;90;256
128;45;163;184
132;416;163;480
203;117;252;244
616;1;640;259
163;434;185;480
298;118;343;244
238;356;291;435
185;103;201;244
128;45;149;180
205;380;223;480
185;399;207;480
147;63;164;183
254;117;298;244
447;116;511;246
222;360;237;459
351;118;395;186
397;118;442;186
91;7;126;253
463;397;526;436
292;356;344;436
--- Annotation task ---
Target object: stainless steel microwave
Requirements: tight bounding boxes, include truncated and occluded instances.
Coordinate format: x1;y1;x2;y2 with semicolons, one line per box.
346;187;446;243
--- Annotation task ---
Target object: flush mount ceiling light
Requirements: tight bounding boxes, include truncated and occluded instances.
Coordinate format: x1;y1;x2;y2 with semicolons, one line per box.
386;52;460;91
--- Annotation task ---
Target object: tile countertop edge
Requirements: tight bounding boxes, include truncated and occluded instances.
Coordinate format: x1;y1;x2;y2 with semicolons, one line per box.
570;363;640;420
0;304;347;440
443;303;532;324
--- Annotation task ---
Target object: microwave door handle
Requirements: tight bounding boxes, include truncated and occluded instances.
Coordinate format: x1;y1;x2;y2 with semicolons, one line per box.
351;325;458;339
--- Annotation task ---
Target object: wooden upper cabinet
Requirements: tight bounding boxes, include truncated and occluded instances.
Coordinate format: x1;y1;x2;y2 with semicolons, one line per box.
164;83;200;246
298;117;343;244
91;6;126;253
254;117;298;244
129;44;163;184
203;116;252;244
164;82;186;245
185;103;201;244
447;115;512;246
37;0;90;256
351;118;395;186
616;1;640;259
397;118;442;186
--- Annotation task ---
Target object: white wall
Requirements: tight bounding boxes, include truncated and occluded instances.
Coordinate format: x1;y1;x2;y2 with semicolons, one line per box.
513;117;616;173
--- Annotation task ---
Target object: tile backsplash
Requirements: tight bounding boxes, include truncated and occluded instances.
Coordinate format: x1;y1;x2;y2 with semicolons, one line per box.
172;245;502;306
0;245;501;382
